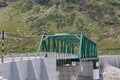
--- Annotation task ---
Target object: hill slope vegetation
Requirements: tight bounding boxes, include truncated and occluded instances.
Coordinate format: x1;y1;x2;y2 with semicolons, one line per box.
0;0;120;54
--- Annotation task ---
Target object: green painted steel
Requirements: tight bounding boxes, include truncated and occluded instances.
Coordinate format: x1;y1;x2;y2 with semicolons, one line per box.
38;33;97;66
57;59;72;66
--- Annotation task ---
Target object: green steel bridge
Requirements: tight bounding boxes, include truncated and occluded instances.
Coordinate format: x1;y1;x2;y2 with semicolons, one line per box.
38;33;98;66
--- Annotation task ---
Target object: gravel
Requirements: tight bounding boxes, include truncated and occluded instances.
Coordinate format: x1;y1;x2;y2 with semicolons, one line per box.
102;65;120;80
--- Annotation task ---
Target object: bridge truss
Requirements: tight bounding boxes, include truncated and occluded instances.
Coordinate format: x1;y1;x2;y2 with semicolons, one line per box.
38;33;97;66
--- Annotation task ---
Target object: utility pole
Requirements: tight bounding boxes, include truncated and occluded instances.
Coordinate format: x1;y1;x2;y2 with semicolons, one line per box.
1;30;4;63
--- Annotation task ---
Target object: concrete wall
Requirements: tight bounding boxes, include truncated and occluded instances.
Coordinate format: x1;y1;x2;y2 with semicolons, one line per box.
57;66;76;80
43;55;59;80
99;55;120;68
57;61;93;80
0;55;58;80
75;62;93;76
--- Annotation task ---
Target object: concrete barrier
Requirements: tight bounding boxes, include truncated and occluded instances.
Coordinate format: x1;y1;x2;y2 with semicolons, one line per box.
0;54;59;80
99;55;120;68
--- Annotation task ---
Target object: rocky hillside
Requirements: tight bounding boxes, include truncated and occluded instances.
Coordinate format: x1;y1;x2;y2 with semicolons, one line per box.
0;0;120;54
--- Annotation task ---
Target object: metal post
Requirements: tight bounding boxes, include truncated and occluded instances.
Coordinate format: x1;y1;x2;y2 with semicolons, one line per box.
48;38;50;52
27;53;30;60
12;53;14;62
93;59;99;80
38;34;44;53
78;33;83;59
1;31;4;63
20;54;23;61
53;38;55;52
34;53;37;59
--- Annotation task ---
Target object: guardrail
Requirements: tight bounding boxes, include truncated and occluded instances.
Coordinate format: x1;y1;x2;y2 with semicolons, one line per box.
0;52;78;63
0;53;41;63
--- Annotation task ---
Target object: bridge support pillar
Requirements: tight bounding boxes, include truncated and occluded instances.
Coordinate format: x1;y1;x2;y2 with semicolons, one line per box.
93;59;99;80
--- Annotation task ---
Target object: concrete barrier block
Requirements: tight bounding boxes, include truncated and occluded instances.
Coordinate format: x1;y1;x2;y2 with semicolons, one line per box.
27;60;38;80
40;59;49;80
0;63;11;80
11;62;22;80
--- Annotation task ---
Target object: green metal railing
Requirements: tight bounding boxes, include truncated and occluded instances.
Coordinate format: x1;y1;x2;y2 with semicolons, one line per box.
38;33;97;61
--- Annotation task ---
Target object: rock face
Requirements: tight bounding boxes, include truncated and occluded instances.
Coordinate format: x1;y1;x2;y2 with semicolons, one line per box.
0;1;7;7
102;65;120;80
